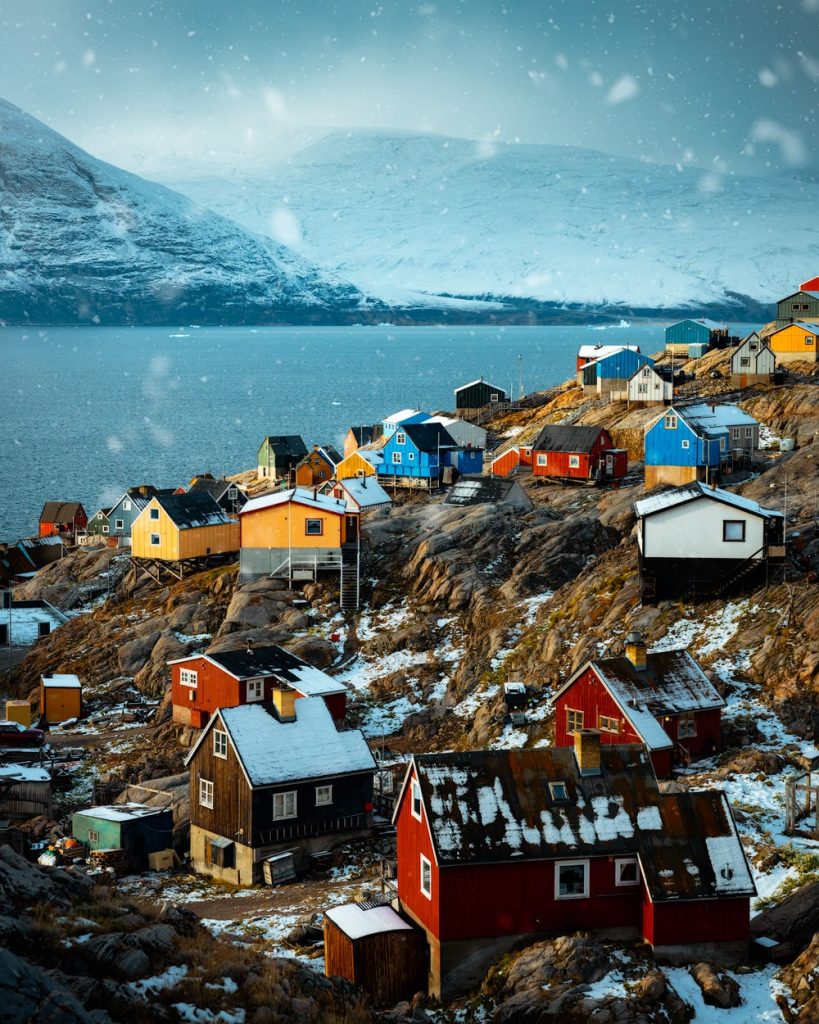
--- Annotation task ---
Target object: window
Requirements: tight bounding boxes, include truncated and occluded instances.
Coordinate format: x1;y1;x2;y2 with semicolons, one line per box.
490;393;499;402
396;431;406;445
555;860;589;899
681;440;690;449
180;668;198;688
150;507;159;520
411;779;423;821
38;622;51;637
213;729;228;759
246;679;264;701
420;854;432;898
115;519;125;529
642;367;651;377
199;778;214;809
315;785;333;806
102;525;109;534
568;455;580;469
536;453;548;466
548;782;569;802
305;518;323;536
678;712;697;738
719;437;726;451
88;829;100;843
664;414;677;429
273;790;297;820
189;689;195;702
808;336;814;346
731;428;740;440
211;839;234;869
318;470;325;479
228;488;237;499
792;304;800;312
122;500;131;511
616;857;639;886
392;452;402;465
638;384;648;394
566;708;584;734
745;427;753;438
723;520;746;542
599;715;619;734
740;357;751;366
408;452;415;461
150;533;161;546
803;304;811;311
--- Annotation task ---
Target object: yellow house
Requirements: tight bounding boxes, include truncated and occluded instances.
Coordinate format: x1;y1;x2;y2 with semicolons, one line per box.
768;321;819;363
294;445;341;488
131;492;240;562
239;487;353;579
40;674;82;724
335;449;384;481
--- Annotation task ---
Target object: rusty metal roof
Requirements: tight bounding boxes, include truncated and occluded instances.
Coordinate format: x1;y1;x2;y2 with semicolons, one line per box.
594;651;725;716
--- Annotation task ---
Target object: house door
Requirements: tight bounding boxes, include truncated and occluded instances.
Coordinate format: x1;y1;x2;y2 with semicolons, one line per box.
605;453;614;476
345;515;359;542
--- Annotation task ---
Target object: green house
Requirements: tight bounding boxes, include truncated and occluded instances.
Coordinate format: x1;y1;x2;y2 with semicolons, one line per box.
86;507;112;537
72;803;173;870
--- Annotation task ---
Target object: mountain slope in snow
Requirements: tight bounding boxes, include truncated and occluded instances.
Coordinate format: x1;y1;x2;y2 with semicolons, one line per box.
162;129;819;315
0;100;370;325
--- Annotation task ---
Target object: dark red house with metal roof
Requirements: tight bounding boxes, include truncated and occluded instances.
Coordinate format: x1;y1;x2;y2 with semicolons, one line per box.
552;632;724;777
38;501;87;539
169;644;348;728
531;425;627;482
392;732;754;1000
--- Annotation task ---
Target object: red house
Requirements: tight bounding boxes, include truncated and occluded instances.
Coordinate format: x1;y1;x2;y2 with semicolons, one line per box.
170;644;348;728
801;276;819;292
38;501;88;539
531;425;627;482
392;733;754;1000
490;445;533;478
552;632;724;777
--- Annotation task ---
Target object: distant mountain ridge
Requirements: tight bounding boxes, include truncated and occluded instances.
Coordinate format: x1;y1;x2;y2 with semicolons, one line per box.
0;99;372;326
161;128;819;318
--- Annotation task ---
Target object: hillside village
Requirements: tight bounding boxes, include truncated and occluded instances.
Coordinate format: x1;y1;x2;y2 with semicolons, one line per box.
3;280;819;1022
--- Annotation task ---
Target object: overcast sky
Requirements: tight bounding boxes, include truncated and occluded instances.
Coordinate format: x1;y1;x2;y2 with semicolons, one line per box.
2;0;817;175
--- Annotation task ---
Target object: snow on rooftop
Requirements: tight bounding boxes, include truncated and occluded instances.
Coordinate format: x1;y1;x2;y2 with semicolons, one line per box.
325;903;412;939
42;673;81;689
706;832;755;894
0;764;51;783
76;802;166;822
219;699;375;787
336;477;391;510
241;487;347;516
0;605;66;646
679;402;758;429
288;662;348;697
635;481;782;519
578;344;638;359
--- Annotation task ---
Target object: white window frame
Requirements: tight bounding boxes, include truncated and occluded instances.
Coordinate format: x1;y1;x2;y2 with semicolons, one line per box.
411;779;423;821
315;785;333;806
150;507;160;520
115;518;125;530
102;525;109;534
807;336;814;346
681;440;690;450
598;714;619;734
740;356;751;367
392;451;402;465
420;853;432;899
213;729;228;759
536;453;548;466
122;500;131;511
273;790;297;820
490;392;499;402
566;708;584;734
246;678;264;702
678;711;697;738
664;414;677;429
555;859;589;900
396;431;406;445
637;383;648;394
408;452;415;461
731;428;740;440
199;778;214;809
150;533;161;546
179;668;198;688
548;781;569;801
227;487;238;499
615;857;640;887
744;427;753;438
568;455;580;469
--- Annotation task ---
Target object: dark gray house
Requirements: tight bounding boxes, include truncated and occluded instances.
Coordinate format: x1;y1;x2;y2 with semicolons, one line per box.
189;476;248;515
257;435;309;481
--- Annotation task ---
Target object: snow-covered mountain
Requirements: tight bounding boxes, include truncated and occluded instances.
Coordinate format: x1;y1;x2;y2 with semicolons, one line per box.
0;100;370;325
162;129;819;316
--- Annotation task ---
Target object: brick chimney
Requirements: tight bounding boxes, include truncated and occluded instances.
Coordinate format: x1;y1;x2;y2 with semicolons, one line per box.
574;729;602;777
625;631;647;671
272;684;297;722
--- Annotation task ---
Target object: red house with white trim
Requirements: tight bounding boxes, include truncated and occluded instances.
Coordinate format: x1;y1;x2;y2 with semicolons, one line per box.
552;632;724;777
170;644;348;729
531;425;627;483
490;444;533;478
392;733;754;1000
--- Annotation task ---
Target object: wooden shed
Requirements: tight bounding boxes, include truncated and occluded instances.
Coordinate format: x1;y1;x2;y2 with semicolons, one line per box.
40;673;82;725
72;803;174;871
0;764;53;819
325;902;427;1005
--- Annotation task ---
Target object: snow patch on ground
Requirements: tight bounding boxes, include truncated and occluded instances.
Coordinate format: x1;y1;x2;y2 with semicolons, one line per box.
665;966;784;1022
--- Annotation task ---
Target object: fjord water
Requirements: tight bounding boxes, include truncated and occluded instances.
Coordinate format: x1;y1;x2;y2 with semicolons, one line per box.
1;322;673;541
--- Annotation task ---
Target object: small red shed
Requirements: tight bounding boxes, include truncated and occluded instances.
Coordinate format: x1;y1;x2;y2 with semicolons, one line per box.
38;502;88;539
531;425;626;482
552;632;724;777
392;735;754;1001
169;644;348;728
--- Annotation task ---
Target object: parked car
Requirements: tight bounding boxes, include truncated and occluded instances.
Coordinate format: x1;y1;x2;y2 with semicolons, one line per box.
0;720;45;746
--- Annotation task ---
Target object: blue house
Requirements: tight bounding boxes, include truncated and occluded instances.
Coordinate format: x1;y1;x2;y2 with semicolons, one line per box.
582;348;654;398
444;446;484;475
379;423;458;487
665;319;727;355
382;408;429;437
644;405;728;489
106;485;179;546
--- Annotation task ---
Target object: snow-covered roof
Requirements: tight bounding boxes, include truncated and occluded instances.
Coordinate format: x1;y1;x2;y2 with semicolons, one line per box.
781;320;819;334
169;644;347;697
578;344;639;359
634;481;783;520
678;402;758;430
0;603;67;646
200;699;375;787
453;379;507;395
669;318;724;330
241;487;347;517
75;802;167;822
384;408;423;423
0;764;51;783
42;673;81;689
326;903;413;940
334;477;392;511
356;449;384;467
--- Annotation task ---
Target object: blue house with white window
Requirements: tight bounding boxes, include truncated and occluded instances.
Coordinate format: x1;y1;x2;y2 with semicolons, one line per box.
644;405;730;489
379;423;459;487
582;348;654;398
382;408;429;438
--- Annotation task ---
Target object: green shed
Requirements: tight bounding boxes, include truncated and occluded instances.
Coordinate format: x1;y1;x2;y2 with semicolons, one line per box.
72;802;173;871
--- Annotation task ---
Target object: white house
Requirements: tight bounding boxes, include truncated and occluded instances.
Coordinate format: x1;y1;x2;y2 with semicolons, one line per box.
424;416;487;450
730;334;776;384
627;364;673;406
634;481;785;601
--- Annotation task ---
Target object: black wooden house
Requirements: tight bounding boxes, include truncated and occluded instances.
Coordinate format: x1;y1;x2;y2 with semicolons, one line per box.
186;690;376;884
454;378;510;415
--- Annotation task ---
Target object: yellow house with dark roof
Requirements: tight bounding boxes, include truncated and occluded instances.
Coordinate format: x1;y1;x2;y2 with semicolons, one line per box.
131;493;239;561
767;321;819;363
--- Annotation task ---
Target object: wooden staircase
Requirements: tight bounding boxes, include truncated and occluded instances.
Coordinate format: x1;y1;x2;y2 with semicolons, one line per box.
340;544;360;610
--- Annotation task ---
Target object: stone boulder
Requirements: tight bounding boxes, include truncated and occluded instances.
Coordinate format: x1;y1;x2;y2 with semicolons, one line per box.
117;631;160;676
780;931;819;1022
689;962;741;1008
0;947;95;1024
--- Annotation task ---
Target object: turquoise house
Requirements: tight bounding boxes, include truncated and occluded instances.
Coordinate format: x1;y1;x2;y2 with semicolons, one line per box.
72;803;173;870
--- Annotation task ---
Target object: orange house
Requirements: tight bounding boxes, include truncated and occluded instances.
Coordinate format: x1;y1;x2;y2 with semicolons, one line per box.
294;445;342;487
768;321;819;364
335;449;383;480
239;487;354;579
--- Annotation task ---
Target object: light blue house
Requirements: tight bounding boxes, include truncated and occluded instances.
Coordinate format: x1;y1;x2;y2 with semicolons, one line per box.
644;405;729;489
379;422;458;487
665;318;726;354
381;408;429;438
582;349;654;397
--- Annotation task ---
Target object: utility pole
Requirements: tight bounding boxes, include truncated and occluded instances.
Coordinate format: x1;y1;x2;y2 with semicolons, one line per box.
518;353;524;401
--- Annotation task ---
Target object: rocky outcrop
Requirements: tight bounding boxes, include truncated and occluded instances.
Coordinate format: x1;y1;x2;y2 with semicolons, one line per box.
779;932;819;1023
689;963;741;1008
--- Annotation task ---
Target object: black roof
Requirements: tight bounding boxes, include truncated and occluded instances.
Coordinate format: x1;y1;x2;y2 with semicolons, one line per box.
444;477;528;507
263;435;308;459
532;424;606;454
350;425;383;446
154;492;230;528
39;501;85;524
401;422;458;451
189;477;246;501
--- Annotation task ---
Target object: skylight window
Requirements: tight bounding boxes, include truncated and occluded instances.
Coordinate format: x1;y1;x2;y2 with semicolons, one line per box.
549;781;569;802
